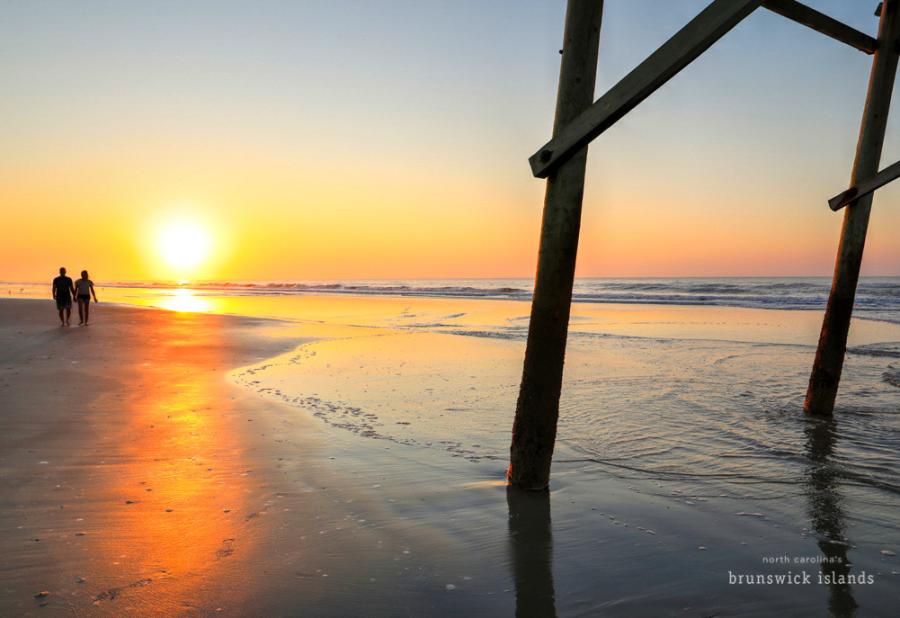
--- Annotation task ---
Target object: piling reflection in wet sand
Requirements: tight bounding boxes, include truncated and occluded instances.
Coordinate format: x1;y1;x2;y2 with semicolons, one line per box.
507;487;557;618
804;417;857;617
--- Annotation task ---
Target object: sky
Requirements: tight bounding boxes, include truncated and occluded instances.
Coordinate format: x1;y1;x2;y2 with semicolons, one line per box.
1;0;899;282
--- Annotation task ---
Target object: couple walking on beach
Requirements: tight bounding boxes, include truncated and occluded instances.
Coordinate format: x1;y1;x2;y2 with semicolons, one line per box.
52;267;98;327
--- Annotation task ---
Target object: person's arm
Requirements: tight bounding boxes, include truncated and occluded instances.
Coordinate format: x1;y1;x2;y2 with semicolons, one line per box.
91;282;98;302
70;280;77;298
51;280;56;300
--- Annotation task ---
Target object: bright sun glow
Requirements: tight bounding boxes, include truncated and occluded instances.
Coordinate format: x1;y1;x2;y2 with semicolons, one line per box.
157;219;212;272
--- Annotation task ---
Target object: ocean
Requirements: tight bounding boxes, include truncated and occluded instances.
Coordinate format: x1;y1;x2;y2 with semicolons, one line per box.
9;276;898;323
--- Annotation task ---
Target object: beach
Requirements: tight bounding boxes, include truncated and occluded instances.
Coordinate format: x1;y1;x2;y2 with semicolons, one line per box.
6;0;900;613
2;290;900;616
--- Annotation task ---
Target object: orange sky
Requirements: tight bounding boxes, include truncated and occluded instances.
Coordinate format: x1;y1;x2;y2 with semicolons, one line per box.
2;1;898;282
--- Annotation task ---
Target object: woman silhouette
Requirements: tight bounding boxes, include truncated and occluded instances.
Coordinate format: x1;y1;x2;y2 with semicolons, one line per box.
75;270;99;325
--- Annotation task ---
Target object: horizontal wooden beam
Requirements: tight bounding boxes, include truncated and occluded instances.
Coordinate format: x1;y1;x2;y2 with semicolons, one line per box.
829;158;900;210
762;0;877;54
529;0;762;178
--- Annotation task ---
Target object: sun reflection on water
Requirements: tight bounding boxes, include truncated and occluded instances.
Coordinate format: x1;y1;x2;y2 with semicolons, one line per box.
158;288;213;313
89;311;249;610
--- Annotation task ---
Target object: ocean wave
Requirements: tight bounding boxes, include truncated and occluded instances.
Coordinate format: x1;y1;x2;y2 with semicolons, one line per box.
104;280;534;299
848;343;900;359
884;370;900;388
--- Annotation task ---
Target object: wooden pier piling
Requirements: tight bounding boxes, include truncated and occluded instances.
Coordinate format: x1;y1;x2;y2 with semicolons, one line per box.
512;0;886;486
804;0;900;416
508;0;603;490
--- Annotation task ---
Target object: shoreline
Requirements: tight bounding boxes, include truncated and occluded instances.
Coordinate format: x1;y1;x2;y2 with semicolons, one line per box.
2;299;899;616
5;276;900;329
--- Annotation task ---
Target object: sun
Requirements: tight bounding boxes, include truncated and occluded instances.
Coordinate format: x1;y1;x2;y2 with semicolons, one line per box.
157;219;212;272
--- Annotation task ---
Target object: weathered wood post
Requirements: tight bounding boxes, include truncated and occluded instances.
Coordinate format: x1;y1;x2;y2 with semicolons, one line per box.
508;0;603;490
804;0;900;416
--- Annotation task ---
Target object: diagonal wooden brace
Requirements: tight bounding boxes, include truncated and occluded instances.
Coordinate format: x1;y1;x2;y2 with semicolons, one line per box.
528;0;763;179
762;0;877;54
829;158;900;210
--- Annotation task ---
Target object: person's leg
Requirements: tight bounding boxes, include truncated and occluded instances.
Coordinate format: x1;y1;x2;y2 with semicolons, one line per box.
77;299;85;325
65;305;71;326
58;307;65;326
84;300;90;324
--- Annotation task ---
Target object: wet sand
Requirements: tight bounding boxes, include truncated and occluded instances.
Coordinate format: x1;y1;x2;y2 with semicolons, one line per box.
2;298;899;617
0;300;316;614
0;300;535;616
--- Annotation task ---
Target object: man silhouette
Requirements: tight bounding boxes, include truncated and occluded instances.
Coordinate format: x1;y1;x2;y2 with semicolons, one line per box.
52;267;75;326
